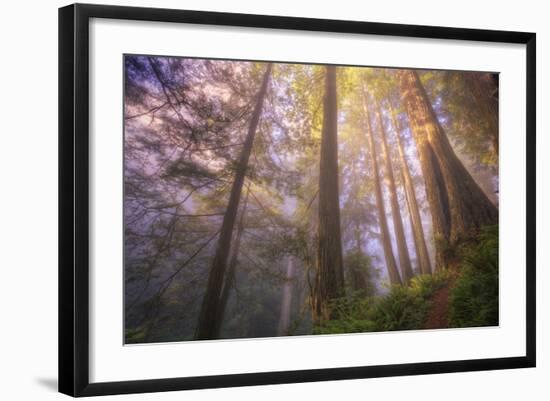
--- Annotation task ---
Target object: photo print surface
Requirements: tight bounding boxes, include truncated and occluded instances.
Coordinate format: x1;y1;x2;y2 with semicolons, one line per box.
124;55;499;344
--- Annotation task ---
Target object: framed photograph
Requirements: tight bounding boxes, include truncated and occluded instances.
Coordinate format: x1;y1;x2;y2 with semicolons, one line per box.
59;3;536;397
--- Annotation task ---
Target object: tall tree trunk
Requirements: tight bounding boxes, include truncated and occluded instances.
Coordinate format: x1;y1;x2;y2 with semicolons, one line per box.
212;185;250;338
400;70;498;269
362;91;402;286
388;98;432;275
314;66;345;322
374;98;414;283
463;72;499;155
278;256;295;336
195;63;272;340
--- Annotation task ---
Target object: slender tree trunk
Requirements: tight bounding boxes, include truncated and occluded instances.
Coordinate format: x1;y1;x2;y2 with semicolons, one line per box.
195;63;272;340
388;99;432;275
362;91;402;286
374;98;414;283
278;256;295;336
212;185;250;338
400;70;498;269
463;72;499;155
314;66;346;322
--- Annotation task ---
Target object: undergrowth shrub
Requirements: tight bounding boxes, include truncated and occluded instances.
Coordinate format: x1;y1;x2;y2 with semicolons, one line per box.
313;225;498;335
313;270;451;335
449;225;499;328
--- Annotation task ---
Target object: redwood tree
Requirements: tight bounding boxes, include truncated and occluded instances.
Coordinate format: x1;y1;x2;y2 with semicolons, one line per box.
388;98;432;275
314;65;346;321
374;97;414;283
400;70;498;269
362;91;402;285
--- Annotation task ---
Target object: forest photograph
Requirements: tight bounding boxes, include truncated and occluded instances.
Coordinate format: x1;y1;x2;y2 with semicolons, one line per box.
124;55;499;344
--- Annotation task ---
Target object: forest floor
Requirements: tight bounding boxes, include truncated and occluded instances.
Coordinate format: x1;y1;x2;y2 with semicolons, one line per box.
423;269;459;329
424;283;452;329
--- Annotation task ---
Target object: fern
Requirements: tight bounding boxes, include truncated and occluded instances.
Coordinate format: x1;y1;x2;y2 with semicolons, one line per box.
313;270;452;334
449;225;499;327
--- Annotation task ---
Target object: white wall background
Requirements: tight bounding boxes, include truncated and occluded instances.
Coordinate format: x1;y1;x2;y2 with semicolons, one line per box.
0;0;546;399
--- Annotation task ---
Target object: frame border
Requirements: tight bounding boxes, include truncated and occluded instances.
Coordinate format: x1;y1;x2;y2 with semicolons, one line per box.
58;3;536;397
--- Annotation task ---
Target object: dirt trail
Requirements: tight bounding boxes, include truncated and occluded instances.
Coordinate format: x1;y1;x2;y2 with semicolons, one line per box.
424;270;459;329
424;284;452;329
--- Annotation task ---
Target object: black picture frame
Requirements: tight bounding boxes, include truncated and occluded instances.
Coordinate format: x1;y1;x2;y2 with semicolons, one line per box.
59;3;536;397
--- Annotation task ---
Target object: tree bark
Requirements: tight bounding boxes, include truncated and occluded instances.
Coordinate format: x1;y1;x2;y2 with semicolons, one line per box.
388;98;432;275
212;185;250;338
195;63;272;340
313;66;346;322
362;91;402;286
278;256;295;336
374;98;414;283
400;70;498;269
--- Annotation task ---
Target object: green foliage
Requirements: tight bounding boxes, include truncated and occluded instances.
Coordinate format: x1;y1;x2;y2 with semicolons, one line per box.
313;271;451;335
125;56;500;342
420;71;498;169
312;293;377;334
344;251;378;296
331;225;500;335
368;285;429;331
409;270;452;299
125;327;147;343
371;271;451;331
449;225;499;328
